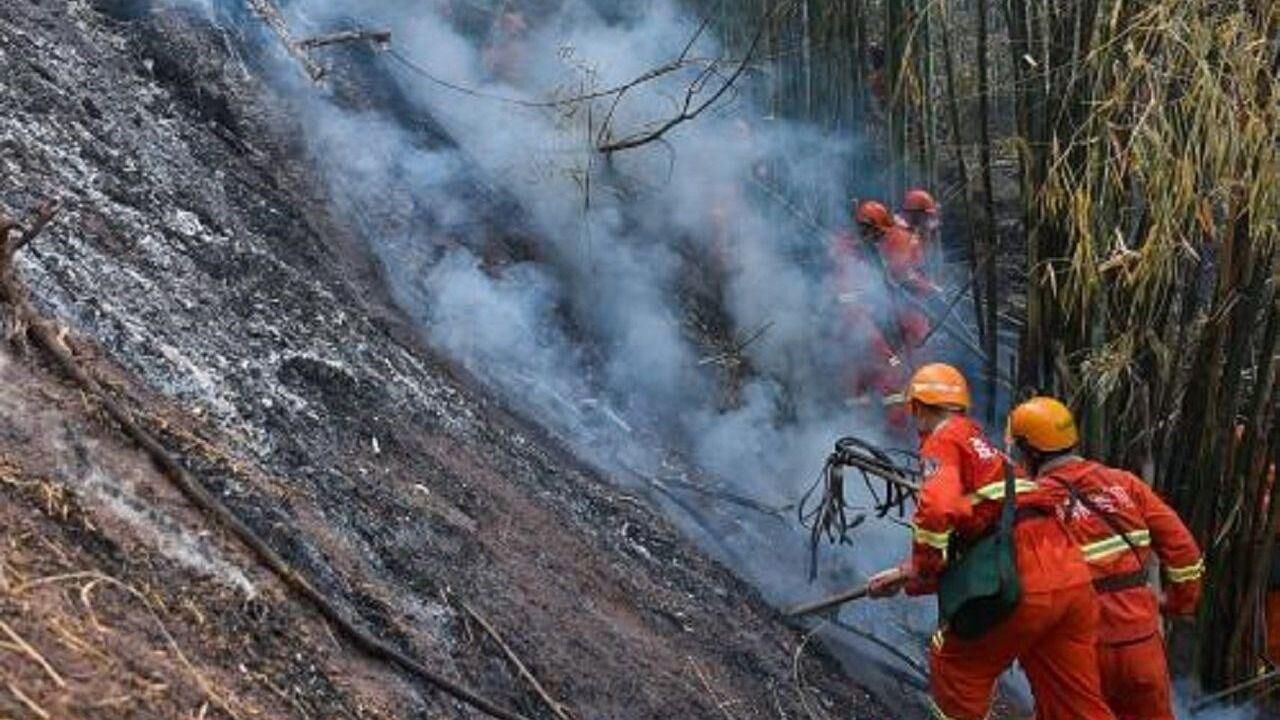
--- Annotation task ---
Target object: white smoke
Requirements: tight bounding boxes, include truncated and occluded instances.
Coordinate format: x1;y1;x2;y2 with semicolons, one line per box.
171;0;942;689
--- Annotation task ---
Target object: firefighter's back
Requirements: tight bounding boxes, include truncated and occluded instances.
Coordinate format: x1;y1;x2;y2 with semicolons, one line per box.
917;414;1113;720
1040;457;1202;720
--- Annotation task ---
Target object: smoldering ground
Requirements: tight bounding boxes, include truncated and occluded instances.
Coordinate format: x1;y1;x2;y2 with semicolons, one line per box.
163;0;951;690
272;0;923;574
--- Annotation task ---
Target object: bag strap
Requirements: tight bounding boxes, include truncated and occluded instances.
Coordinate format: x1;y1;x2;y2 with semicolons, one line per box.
1044;466;1146;568
998;461;1017;538
993;461;1017;586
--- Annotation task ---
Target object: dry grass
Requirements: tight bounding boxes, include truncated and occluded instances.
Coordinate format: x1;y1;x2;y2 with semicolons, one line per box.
1041;5;1279;378
0;453;254;719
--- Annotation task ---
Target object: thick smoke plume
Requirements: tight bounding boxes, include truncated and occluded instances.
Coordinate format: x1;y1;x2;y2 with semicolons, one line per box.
176;0;942;688
277;0;915;585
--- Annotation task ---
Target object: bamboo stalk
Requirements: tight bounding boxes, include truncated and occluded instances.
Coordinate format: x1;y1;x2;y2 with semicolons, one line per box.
975;0;1000;423
938;0;984;345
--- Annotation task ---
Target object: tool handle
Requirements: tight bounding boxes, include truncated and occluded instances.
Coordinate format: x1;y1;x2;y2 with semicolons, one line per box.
784;583;871;617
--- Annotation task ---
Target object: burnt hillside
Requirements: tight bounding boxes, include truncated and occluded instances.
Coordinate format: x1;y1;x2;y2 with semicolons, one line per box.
0;1;901;719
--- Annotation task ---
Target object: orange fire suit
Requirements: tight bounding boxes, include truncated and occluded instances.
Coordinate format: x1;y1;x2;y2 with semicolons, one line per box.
903;417;1114;720
830;228;930;426
878;225;932;358
1038;458;1202;720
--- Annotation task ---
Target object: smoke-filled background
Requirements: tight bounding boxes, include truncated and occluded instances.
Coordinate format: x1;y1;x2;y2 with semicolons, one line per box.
171;0;984;697
279;0;925;583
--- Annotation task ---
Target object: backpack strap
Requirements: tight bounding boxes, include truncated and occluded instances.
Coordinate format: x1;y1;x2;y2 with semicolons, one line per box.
1044;466;1147;569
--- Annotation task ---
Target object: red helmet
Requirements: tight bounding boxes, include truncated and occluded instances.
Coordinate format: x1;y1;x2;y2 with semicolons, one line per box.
854;200;894;230
903;189;938;215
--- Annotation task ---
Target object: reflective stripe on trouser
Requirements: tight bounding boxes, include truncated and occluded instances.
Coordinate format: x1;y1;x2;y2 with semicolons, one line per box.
1098;633;1174;720
930;584;1114;720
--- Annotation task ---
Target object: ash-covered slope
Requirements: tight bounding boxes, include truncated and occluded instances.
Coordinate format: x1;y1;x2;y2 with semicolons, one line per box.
0;2;897;718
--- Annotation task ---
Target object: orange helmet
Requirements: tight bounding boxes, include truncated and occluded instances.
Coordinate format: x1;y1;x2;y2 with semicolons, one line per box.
903;189;938;215
854;200;894;230
906;363;970;410
1007;397;1079;452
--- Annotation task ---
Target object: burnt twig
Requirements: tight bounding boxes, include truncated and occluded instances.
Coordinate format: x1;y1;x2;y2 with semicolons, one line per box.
296;29;392;51
461;602;577;720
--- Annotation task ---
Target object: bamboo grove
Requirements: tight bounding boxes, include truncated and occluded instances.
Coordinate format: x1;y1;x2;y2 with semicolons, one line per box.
689;0;1280;696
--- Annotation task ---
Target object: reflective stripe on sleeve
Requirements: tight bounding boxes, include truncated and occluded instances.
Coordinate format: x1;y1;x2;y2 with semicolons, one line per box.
913;524;952;550
1080;529;1152;561
1165;559;1205;583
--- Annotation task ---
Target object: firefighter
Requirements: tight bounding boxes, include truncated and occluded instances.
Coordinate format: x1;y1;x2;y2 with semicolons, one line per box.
852;199;932;348
1007;397;1202;720
901;189;940;238
832;200;916;425
900;188;942;276
868;364;1115;720
857;199;934;299
861;200;938;361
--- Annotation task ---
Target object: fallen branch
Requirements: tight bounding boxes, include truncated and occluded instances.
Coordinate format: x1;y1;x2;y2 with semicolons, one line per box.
790;630;832;720
0;201;532;720
244;0;325;81
460;602;576;720
387;47;703;110
296;29;391;51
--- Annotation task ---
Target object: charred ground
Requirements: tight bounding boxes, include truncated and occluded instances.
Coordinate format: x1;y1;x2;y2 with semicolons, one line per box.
0;2;899;718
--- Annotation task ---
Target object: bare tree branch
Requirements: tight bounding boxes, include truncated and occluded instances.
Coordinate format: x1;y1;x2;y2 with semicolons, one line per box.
597;19;767;154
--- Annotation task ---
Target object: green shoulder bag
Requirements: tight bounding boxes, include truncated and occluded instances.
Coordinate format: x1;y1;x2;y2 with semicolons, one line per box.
936;464;1022;639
